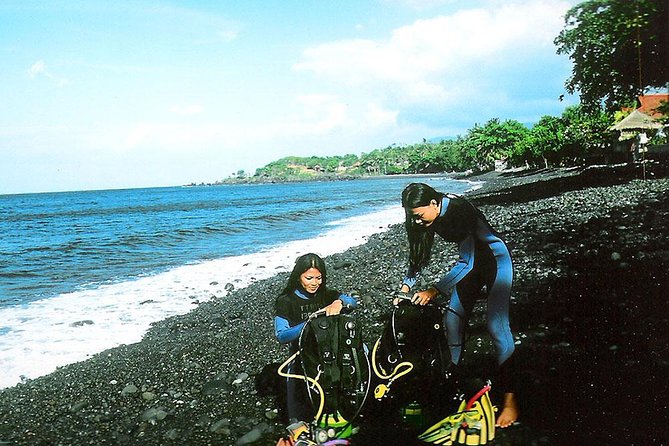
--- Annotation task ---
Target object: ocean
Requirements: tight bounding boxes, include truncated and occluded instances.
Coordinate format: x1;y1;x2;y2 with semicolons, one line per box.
0;176;476;389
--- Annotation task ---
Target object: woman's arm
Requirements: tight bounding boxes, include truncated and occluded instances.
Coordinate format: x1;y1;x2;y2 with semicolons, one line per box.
274;316;305;344
400;275;417;292
338;293;357;308
433;234;475;295
323;292;358;316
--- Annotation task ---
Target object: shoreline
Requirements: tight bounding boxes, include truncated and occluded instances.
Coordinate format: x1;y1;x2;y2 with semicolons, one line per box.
1;163;667;445
187;171;465;187
0;174;475;391
0;202;408;390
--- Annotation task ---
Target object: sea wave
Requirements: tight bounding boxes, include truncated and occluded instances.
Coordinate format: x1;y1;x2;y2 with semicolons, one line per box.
0;204;403;389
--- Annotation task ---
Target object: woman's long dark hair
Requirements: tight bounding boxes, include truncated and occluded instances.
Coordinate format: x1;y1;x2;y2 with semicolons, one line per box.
282;253;328;297
401;183;444;274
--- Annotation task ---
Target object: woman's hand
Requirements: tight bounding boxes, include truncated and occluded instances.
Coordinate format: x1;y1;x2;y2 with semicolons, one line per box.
324;299;343;316
411;287;439;306
394;284;412;305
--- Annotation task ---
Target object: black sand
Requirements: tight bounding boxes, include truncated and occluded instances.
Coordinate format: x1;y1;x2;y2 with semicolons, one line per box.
1;163;667;445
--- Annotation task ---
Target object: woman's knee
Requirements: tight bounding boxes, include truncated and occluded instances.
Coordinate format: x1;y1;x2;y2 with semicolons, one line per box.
487;318;514;359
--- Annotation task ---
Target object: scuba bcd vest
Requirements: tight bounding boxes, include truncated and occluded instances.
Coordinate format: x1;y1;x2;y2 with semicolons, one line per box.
299;313;370;424
373;302;449;404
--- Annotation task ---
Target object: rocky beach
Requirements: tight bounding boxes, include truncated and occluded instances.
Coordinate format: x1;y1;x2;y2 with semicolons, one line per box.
1;163;667;446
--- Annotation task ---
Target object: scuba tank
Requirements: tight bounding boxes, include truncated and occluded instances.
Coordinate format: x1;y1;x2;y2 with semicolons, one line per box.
400;401;426;429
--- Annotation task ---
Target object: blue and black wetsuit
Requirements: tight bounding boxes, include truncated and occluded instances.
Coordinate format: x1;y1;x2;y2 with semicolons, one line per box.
274;288;358;421
403;194;515;391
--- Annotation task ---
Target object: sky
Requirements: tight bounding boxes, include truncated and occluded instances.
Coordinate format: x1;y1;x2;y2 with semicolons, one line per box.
0;0;581;194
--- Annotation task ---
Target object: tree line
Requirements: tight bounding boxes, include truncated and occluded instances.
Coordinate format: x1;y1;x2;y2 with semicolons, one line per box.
253;104;623;179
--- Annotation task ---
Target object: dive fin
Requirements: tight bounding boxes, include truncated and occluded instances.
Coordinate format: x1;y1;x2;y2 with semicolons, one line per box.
480;389;495;441
418;386;497;445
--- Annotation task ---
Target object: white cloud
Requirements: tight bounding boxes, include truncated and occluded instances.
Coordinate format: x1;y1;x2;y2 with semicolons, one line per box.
216;29;239;42
26;60;70;86
121;94;400;157
123;122;241;150
272;95;404;139
28;60;46;78
294;0;572;106
275;94;349;136
364;103;399;128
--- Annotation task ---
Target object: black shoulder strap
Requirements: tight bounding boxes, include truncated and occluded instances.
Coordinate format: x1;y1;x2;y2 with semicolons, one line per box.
309;317;341;386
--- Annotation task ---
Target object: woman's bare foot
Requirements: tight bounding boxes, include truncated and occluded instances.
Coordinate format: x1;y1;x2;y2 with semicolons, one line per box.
496;392;519;428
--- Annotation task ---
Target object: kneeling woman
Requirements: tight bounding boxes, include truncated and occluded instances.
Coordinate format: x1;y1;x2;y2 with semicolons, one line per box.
400;183;518;428
274;253;358;422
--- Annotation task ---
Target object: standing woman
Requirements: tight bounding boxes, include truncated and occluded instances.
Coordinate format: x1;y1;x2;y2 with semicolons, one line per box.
274;253;358;422
399;183;518;428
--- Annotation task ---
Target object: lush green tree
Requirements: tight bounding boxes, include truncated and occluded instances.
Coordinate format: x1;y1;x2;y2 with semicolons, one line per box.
427;140;458;172
655;100;669;125
359;149;383;174
422;143;447;172
442;138;470;172
401;144;426;172
340;153;359;167
513;116;568;168
383;145;410;174
460;119;530;170
555;0;669;111
251;101;631;180
561;105;616;163
449;135;475;171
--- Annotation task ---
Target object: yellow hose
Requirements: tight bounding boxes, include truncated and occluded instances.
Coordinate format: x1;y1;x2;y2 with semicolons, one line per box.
277;351;326;421
371;337;414;395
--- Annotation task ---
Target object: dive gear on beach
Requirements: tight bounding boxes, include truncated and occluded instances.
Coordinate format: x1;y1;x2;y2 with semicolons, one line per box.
372;299;449;404
400;401;426;429
275;289;359;421
418;383;496;445
277;308;370;443
275;419;352;445
275;289;356;346
300;312;370;423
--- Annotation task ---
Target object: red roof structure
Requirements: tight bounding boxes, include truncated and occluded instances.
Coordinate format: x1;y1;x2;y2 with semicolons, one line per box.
637;94;668;118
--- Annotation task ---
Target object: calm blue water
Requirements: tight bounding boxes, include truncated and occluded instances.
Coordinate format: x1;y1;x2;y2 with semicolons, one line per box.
0;176;472;309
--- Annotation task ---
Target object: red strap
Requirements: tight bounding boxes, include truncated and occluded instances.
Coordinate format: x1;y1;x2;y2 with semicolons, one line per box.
465;384;491;410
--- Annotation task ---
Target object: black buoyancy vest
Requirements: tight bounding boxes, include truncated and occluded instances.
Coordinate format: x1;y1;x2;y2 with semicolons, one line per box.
301;314;368;420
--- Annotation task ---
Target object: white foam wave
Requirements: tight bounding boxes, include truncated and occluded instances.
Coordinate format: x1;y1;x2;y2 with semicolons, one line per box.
0;205;403;389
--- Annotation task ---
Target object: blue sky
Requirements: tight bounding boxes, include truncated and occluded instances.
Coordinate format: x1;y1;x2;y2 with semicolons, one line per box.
1;0;580;194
